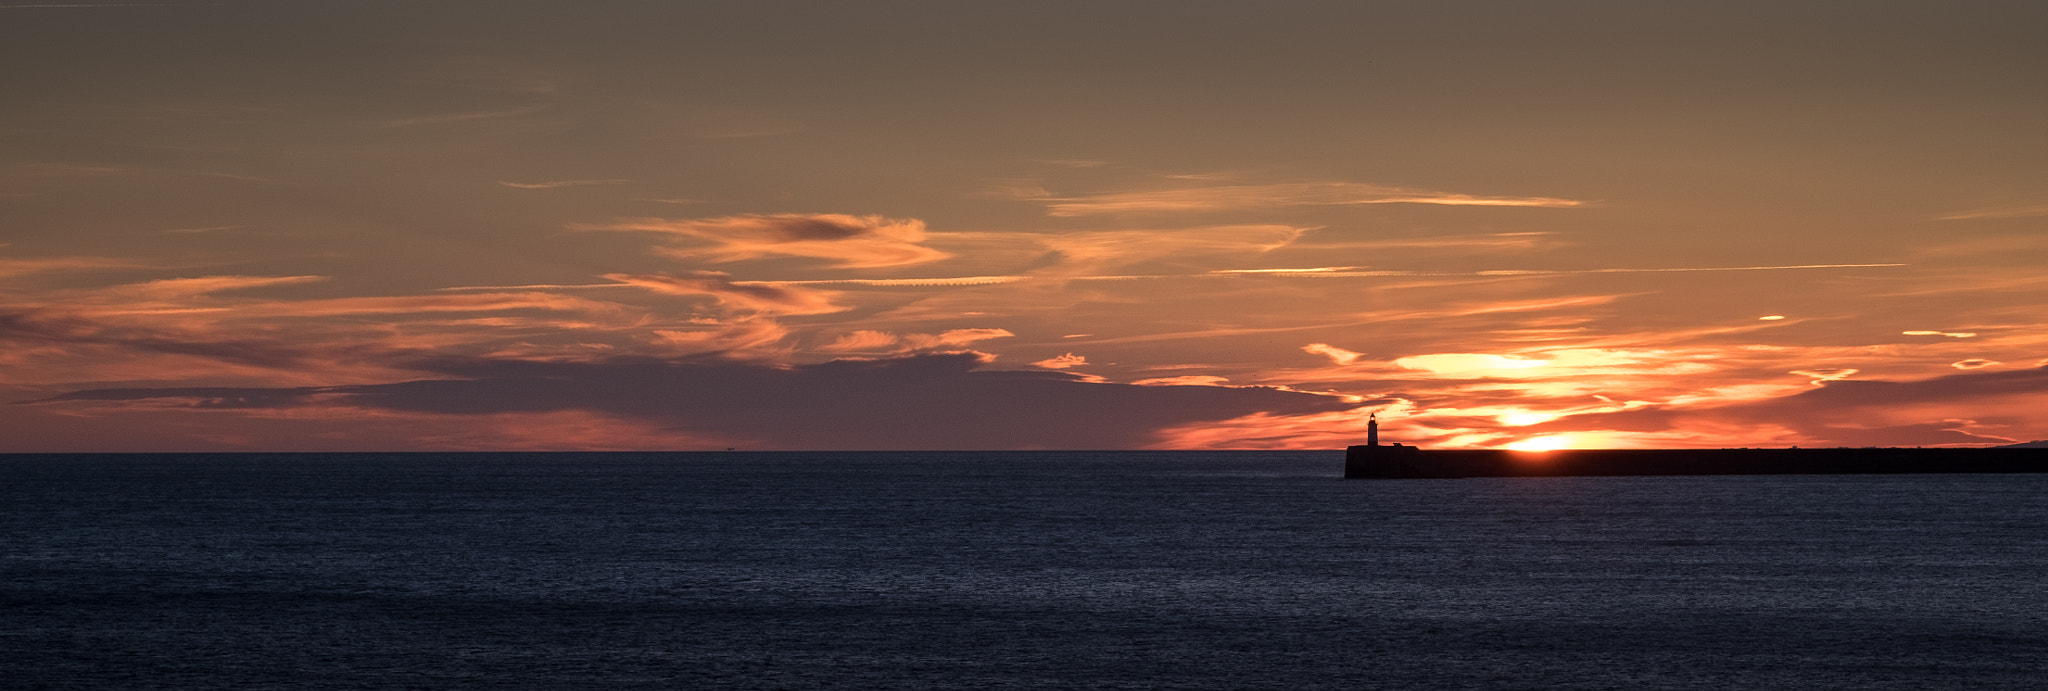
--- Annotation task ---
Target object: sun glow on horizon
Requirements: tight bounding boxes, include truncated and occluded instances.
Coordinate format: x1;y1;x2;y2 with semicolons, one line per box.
1505;435;1576;451
1497;410;1562;426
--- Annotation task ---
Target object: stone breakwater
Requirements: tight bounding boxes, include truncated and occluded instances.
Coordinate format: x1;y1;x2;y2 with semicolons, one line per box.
1344;446;2048;479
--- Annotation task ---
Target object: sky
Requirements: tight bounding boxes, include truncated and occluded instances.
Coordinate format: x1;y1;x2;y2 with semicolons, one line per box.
4;0;2046;451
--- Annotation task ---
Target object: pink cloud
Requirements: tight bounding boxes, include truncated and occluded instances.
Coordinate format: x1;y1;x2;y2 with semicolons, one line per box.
104;275;327;300
604;272;844;316
580;213;949;269
1132;375;1229;387
1033;226;1307;272
0;254;156;277
237;292;624;318
497;179;629;189
818;330;902;353
652;320;791;357
1018;180;1584;216
1301;343;1364;366
816;328;1015;355
1032;353;1087;369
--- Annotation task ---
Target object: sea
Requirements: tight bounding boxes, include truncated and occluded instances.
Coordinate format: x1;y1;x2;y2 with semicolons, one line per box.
3;451;2044;689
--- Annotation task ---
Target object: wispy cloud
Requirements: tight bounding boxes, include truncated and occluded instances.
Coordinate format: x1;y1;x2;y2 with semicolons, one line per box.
602;271;844;316
7;163;280;185
671;106;808;139
1458;263;1907;277
377;105;550;128
498;179;630;189
404;56;566;95
1186;263;1908;280
749;262;1908;290
578;213;950;269
1017;180;1586;216
435;282;640;292
1933;204;2048;221
748;275;1026;288
1036;225;1305;272
1131;375;1230;387
817;328;1014;355
1031;352;1087;369
104;275;326;300
650;319;793;359
1495;365;2048;448
1298;232;1562;253
1302;343;1365;365
1913;234;2048;257
0;310;312;369
244;292;622;318
0;255;154;277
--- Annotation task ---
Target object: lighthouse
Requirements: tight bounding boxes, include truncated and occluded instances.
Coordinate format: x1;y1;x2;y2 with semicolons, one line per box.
1345;410;1421;478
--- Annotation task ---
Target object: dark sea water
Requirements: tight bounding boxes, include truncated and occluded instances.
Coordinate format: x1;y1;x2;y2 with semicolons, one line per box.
3;451;2045;689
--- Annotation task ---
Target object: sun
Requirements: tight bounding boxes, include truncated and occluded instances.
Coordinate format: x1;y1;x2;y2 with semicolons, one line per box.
1505;435;1575;452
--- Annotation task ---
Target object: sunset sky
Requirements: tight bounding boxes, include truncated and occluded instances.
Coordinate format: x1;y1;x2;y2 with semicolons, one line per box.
5;1;2046;451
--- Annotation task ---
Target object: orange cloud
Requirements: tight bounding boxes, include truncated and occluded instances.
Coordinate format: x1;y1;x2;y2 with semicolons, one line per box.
818;330;901;353
817;328;1015;355
104;275;327;300
1020;180;1584;216
376;104;551;128
652;319;793;358
240;292;625;318
581;213;949;269
1032;353;1087;369
1301;343;1365;365
1933;203;2048;221
1293;232;1560;253
498;179;630;189
0;254;155;277
1132;375;1229;387
604;272;844;316
1034;226;1306;272
898;328;1013;351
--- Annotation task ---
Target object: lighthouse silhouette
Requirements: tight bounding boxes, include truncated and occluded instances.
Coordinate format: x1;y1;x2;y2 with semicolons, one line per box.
1345;411;1420;478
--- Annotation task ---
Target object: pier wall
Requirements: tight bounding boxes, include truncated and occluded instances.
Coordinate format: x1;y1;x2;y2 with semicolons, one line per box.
1345;447;2048;478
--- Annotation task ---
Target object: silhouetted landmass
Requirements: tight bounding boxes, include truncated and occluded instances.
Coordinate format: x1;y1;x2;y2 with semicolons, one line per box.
1346;445;2048;479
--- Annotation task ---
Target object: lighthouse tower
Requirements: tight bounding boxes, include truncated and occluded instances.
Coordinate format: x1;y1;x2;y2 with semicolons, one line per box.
1367;412;1378;447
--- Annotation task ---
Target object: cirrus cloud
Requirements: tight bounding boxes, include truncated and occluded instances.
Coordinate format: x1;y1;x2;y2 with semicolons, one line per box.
578;213;950;269
817;328;1015;355
1016;180;1585;217
602;271;844;316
